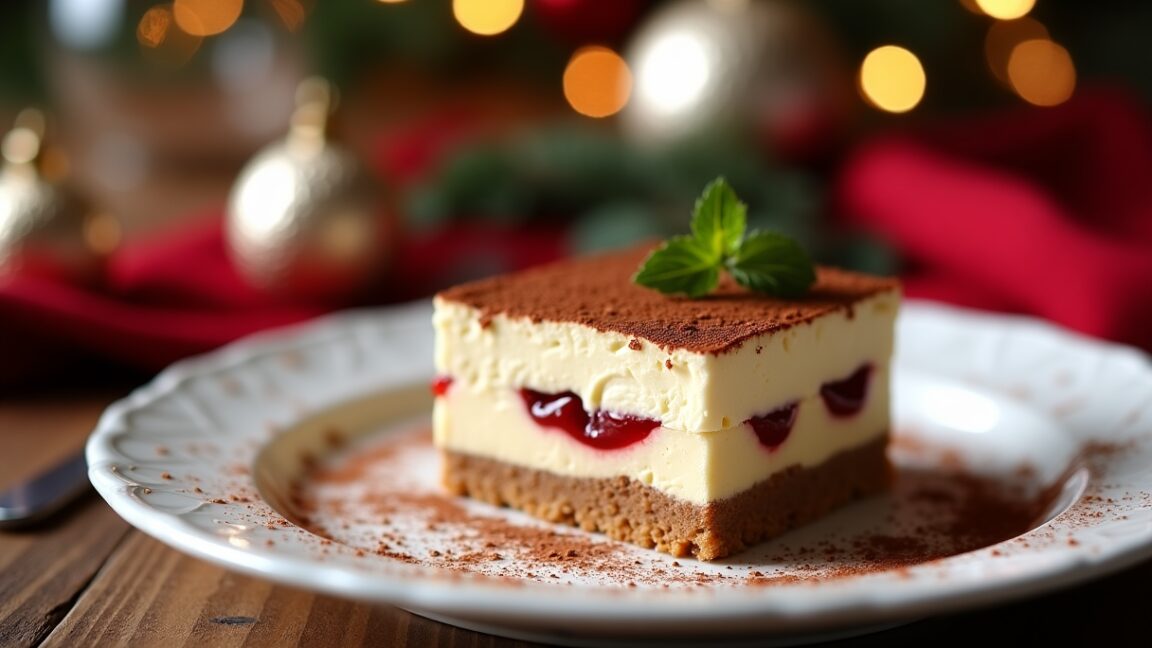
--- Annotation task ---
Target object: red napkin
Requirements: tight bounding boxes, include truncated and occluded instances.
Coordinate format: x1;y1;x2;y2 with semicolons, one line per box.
0;217;566;387
837;87;1152;353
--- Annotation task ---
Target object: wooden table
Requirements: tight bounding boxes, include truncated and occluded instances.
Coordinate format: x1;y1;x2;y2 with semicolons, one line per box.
3;390;1150;647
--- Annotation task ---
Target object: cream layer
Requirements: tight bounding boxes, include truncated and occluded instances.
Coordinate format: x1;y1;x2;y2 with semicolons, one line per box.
432;368;889;505
433;291;898;432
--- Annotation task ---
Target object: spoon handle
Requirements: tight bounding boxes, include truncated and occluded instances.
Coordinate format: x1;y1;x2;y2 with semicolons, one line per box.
0;450;89;529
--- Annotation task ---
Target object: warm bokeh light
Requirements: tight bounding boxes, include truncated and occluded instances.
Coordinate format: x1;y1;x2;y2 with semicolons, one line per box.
859;46;926;113
39;147;71;182
267;0;307;31
1;128;39;166
453;0;523;36
975;0;1036;20
84;212;122;256
1007;38;1076;106
136;5;172;48
173;0;244;37
958;0;985;15
563;46;632;118
138;3;203;66
984;17;1049;85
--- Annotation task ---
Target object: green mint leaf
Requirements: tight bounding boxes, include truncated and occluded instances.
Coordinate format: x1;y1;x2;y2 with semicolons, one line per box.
727;230;817;297
633;177;815;299
632;236;721;297
690;177;746;258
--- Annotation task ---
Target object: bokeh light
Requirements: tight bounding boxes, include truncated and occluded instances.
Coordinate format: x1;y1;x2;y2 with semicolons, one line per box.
138;3;203;66
859;46;926;114
958;0;985;15
453;0;524;36
267;0;307;31
136;5;172;49
173;0;244;37
563;46;632;118
975;0;1036;20
633;32;710;114
1;127;40;166
1007;39;1075;106
84;212;122;256
984;17;1049;85
50;0;124;49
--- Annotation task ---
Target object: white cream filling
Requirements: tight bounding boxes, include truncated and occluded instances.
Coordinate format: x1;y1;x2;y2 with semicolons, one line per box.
433;366;889;505
433;291;898;432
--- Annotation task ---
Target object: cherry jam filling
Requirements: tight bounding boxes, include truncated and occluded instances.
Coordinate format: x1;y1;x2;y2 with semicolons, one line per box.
518;362;872;452
820;364;873;417
747;363;872;450
519;389;658;450
746;402;799;451
431;375;454;397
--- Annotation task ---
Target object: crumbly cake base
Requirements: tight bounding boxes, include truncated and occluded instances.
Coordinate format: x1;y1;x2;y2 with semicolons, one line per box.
441;437;889;561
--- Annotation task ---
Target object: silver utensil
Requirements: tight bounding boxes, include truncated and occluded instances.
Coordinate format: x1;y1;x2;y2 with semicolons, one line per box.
0;450;89;529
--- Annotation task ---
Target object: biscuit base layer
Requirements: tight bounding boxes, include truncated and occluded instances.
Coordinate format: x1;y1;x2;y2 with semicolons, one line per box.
441;437;890;561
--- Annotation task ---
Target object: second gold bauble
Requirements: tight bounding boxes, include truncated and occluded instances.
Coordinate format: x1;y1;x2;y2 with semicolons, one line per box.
226;79;388;302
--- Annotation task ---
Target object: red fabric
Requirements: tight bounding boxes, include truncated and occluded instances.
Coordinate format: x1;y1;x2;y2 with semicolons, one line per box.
2;218;307;386
0;217;567;387
837;87;1152;352
374;108;479;188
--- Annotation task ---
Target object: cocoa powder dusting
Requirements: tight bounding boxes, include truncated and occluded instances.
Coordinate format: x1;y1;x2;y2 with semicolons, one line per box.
436;244;898;354
284;426;1058;589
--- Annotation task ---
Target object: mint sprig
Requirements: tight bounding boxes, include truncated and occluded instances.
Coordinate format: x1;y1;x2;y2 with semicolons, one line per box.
632;178;815;298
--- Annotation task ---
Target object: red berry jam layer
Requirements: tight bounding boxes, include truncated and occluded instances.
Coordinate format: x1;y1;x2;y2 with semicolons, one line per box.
510;362;872;451
745;403;799;451
820;364;873;417
431;375;454;397
519;389;660;450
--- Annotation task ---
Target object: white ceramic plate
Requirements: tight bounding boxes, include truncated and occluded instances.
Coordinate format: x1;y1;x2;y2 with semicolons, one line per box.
87;300;1152;646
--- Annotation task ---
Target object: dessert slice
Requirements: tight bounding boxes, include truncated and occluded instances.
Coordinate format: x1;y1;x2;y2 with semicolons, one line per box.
432;245;899;560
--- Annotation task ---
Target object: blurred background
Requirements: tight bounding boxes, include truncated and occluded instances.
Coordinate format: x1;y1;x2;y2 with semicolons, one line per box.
2;0;1151;389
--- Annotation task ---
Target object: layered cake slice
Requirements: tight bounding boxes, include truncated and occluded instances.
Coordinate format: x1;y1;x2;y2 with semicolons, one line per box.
432;245;900;560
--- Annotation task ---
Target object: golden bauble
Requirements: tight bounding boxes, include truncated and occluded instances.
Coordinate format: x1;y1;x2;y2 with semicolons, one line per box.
226;79;389;302
620;0;850;156
0;112;111;285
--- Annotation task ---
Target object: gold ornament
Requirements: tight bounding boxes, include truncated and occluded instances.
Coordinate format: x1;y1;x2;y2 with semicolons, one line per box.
226;77;389;301
0;109;115;284
620;0;850;155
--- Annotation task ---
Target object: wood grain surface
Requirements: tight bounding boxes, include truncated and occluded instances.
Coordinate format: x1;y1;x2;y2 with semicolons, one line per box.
41;532;538;648
0;500;129;647
0;394;132;647
3;392;1152;648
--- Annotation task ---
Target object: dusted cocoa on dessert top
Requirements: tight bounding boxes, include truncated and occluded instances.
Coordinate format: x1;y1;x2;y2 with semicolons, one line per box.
436;244;899;355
